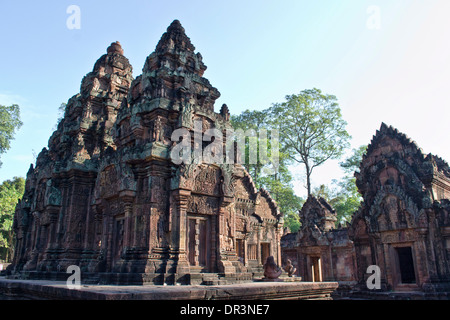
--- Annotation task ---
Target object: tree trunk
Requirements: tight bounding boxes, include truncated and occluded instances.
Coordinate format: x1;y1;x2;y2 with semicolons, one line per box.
305;161;311;197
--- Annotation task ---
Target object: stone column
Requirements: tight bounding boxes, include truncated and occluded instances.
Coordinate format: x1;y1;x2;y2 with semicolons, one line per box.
243;237;248;266
47;206;60;250
122;201;133;249
210;214;217;271
105;215;114;272
217;202;236;274
275;223;282;266
257;225;261;265
416;228;430;287
172;189;191;275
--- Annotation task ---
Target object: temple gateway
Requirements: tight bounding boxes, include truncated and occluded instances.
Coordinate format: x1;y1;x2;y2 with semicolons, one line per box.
282;123;450;297
10;20;283;285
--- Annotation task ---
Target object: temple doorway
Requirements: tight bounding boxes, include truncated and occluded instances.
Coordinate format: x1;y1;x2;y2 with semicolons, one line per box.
236;239;244;262
261;243;270;265
311;257;322;282
396;247;416;284
187;216;211;272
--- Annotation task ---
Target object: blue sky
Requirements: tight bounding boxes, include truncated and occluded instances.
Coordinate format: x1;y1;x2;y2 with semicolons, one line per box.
1;1;449;197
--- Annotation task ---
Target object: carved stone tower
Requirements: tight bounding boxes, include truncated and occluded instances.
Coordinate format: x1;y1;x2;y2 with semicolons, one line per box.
10;20;283;285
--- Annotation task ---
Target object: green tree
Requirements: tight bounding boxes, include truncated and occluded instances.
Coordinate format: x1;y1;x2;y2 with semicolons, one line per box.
270;88;351;197
231;109;269;184
340;145;367;174
0;177;25;262
334;145;367;224
312;145;367;225
0;104;23;167
231;109;303;233
258;153;304;233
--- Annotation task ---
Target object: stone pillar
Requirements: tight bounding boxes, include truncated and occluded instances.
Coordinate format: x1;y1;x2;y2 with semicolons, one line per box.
243;238;248;266
416;228;430;287
172;189;191;275
275;224;282;266
122;201;133;249
217;201;236;274
210;214;217;272
383;242;394;288
257;226;261;265
193;218;200;266
105;214;114;272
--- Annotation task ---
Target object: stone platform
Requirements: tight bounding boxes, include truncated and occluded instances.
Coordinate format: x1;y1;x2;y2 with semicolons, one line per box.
0;277;338;300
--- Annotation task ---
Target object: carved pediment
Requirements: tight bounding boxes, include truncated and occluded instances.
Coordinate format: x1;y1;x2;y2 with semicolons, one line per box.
187;194;219;215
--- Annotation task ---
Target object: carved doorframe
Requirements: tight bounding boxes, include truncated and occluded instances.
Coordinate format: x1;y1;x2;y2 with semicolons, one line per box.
186;214;212;272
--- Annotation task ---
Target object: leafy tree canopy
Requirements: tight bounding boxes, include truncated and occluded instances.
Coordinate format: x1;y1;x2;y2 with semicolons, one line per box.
0;104;23;167
312;145;367;226
231;109;303;233
269;88;351;196
0;177;25;262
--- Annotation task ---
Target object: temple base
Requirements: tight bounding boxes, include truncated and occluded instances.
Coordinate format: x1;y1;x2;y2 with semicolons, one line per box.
0;276;338;300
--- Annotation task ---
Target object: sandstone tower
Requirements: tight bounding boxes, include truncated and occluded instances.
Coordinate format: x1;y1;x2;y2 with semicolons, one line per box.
10;20;283;285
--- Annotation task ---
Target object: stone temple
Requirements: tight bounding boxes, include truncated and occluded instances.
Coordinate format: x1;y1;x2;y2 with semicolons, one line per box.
282;123;450;297
10;20;283;285
8;19;450;300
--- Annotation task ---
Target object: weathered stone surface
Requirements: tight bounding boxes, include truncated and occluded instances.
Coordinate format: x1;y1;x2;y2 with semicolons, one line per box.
281;195;356;284
282;123;450;297
0;277;338;300
9;20;283;285
349;123;450;293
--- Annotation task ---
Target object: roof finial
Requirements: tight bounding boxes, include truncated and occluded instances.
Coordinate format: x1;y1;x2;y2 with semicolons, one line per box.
156;19;195;52
107;41;124;55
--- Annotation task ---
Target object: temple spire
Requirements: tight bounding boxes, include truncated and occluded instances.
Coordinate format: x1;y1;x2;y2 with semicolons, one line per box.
107;41;124;55
155;19;195;53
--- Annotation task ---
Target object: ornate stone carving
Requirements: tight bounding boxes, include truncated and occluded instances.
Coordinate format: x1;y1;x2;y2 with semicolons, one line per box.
10;20;282;285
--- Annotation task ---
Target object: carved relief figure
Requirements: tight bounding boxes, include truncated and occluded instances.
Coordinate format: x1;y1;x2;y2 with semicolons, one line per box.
153;117;163;142
181;98;194;128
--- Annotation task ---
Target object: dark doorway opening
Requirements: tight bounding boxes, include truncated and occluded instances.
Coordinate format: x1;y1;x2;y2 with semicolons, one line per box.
261;243;270;265
396;247;416;284
236;239;244;261
188;219;196;266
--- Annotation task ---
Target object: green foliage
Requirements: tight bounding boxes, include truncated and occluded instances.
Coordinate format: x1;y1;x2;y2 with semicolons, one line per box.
0;104;23;167
269;88;351;196
340;145;367;175
230;89;358;232
231;109;303;233
284;212;301;234
259;168;304;233
231;109;271;183
0;177;25;262
312;145;367;226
